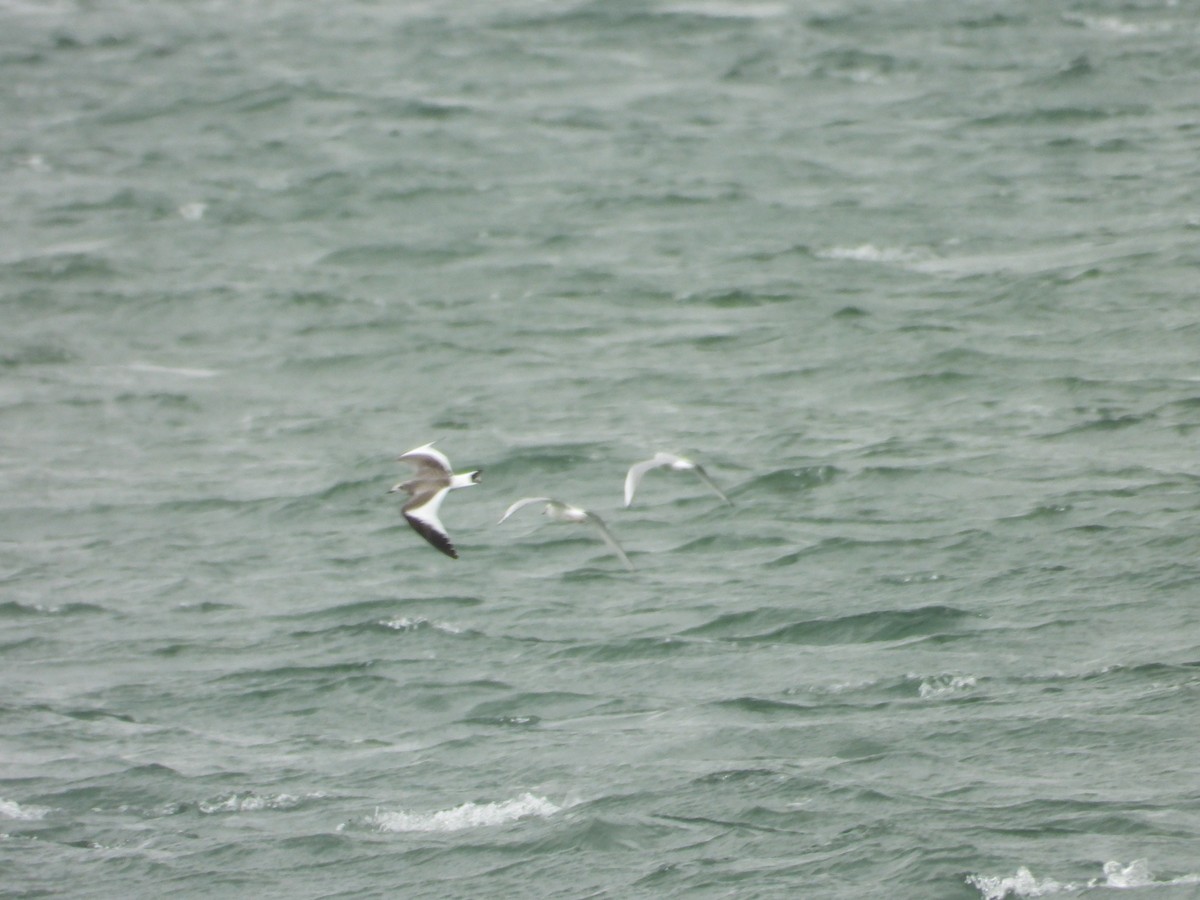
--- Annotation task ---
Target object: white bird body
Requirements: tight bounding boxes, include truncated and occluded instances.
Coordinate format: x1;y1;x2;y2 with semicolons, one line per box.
389;442;481;559
499;497;633;570
624;452;731;507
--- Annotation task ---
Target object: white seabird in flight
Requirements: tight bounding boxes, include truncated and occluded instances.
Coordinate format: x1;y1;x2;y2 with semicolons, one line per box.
624;452;732;508
498;497;633;570
389;442;481;559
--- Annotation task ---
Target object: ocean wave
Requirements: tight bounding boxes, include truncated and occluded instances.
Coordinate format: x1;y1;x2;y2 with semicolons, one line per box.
680;606;794;639
0;798;50;821
780;671;983;704
287;614;477;640
732;605;979;646
485;442;613;478
0;342;76;367
175;601;239;613
724;671;981;712
2;250;117;281
971;104;1150;130
1064;14;1173;37
279;595;484;623
59;707;136;723
670;533;791;554
768;532;981;568
371;793;561;833
967;859;1200;898
460;690;602;726
0;600;107;617
204;662;396;703
741;466;839;494
121;362;219;379
684;604;977;646
319;241;482;268
916;673;978;700
714;696;815;716
554;636;693;662
376;616;467;635
817;243;934;267
198;792;324;814
675;287;795;307
661;2;787;21
1037;411;1148;438
461;713;541;728
493;1;779;32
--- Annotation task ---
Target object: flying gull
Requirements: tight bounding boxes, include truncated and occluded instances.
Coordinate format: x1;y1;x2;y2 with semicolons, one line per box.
624;452;732;508
498;497;633;570
388;442;481;559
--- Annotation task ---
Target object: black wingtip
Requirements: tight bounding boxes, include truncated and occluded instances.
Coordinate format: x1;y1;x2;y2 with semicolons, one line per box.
404;514;460;559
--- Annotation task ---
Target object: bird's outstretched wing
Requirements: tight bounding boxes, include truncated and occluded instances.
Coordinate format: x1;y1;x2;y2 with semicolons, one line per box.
402;487;458;558
691;464;733;507
626;452;731;507
398;441;453;479
498;497;555;524
583;512;634;570
624;454;675;507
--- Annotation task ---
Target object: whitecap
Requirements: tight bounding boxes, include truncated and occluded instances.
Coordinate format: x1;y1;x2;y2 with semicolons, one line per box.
966;866;1067;898
662;2;787;19
379;615;427;631
917;673;977;700
1093;859;1200;889
967;860;1200;897
819;243;926;265
373;792;560;833
124;362;220;379
378;616;464;635
792;676;880;696
198;792;319;814
178;202;207;221
0;798;50;821
818;243;941;271
1098;859;1154;888
1066;14;1155;36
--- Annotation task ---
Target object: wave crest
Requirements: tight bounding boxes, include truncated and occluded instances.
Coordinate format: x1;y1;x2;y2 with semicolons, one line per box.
967;860;1200;898
373;793;560;833
0;798;50;821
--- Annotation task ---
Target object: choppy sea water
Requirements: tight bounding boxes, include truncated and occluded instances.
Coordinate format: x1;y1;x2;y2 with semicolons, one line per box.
3;1;1200;897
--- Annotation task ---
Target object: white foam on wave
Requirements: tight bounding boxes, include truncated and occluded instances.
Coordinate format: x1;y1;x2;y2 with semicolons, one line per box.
917;673;977;700
662;1;787;19
198;791;323;814
378;615;465;635
820;243;928;265
0;798;50;821
372;792;561;833
968;866;1066;898
1098;859;1200;889
124;362;220;379
967;860;1200;898
178;202;207;221
1065;14;1170;36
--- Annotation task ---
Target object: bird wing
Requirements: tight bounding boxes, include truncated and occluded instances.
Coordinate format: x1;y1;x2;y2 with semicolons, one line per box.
583;512;634;570
498;497;554;524
403;486;458;558
624;456;673;507
398;441;453;478
691;464;733;506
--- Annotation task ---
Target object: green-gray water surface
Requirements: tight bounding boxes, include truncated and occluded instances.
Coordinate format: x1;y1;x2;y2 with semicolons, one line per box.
3;1;1200;897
